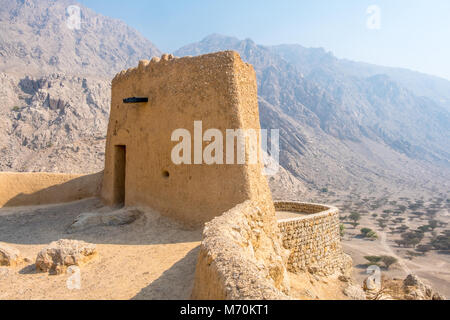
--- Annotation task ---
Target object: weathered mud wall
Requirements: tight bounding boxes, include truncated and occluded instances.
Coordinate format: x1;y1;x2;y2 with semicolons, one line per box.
191;200;290;300
0;172;102;207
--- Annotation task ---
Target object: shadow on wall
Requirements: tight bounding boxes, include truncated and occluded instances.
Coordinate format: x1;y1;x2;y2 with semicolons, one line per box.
0;171;103;208
131;246;200;300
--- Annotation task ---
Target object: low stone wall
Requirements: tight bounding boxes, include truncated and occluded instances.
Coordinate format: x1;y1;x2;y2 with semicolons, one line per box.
0;172;103;208
191;200;290;300
276;201;351;276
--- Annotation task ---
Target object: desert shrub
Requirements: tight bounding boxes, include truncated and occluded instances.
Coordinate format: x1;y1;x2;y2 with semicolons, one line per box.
408;203;422;210
364;256;382;266
372;213;378;218
340;224;345;237
425;209;438;218
381;255;398;269
410;211;424;220
321;188;328;193
418;225;432;233
394;217;405;224
431;231;450;252
349;212;361;228
405;250;422;260
349;212;361;222
416;244;433;255
377;219;388;230
400;231;424;248
366;231;378;240
350;222;360;228
395;240;406;247
11;106;20;112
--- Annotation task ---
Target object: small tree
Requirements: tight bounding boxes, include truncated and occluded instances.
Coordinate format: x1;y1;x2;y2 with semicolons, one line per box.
349;212;361;228
340;224;345;237
377;219;388;230
421;224;434;232
366;230;378;240
381;255;398;269
364;256;382;266
416;244;433;255
401;231;424;248
428;220;438;231
431;231;450;252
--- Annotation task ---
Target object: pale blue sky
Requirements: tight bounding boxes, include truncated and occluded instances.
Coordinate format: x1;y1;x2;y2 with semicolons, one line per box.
78;0;450;80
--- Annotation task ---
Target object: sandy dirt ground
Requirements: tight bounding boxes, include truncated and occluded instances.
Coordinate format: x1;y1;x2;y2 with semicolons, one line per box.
0;198;202;300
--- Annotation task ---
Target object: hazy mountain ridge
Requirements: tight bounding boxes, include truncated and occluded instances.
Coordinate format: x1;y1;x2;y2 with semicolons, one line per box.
0;0;161;77
0;2;448;197
0;0;161;172
271;43;450;108
176;34;450;193
177;34;450;165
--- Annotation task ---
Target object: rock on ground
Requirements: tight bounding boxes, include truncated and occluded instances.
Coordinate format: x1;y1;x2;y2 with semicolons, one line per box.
36;239;97;275
66;209;143;233
343;284;367;300
0;243;21;267
403;274;446;300
363;274;447;300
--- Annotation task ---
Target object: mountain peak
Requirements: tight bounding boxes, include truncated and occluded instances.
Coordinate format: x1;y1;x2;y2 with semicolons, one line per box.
0;0;161;78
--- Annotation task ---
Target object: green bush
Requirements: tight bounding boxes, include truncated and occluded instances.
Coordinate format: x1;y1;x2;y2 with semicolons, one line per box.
431;231;450;252
381;255;398;269
340;224;345;237
364;256;382;266
349;212;361;222
366;231;378;240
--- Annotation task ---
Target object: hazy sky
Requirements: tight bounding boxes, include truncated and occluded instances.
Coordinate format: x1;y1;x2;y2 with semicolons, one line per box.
78;0;450;80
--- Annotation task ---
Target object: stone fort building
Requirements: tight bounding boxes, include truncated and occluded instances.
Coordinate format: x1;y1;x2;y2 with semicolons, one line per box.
101;51;274;227
0;51;351;299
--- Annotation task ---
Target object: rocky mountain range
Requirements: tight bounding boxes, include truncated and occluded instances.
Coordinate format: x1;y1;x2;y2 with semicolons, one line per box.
0;0;449;199
0;0;161;77
176;34;450;195
0;0;158;172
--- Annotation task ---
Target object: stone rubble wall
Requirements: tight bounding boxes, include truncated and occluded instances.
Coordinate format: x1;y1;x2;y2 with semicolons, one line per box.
276;201;352;276
191;200;290;300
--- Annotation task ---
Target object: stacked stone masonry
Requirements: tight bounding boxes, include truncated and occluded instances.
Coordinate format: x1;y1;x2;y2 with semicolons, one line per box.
276;201;350;276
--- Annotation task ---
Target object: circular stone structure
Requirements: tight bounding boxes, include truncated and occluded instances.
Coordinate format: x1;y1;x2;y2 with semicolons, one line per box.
275;201;350;276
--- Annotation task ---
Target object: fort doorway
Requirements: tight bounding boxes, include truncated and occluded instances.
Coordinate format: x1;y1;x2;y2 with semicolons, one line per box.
113;145;126;206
